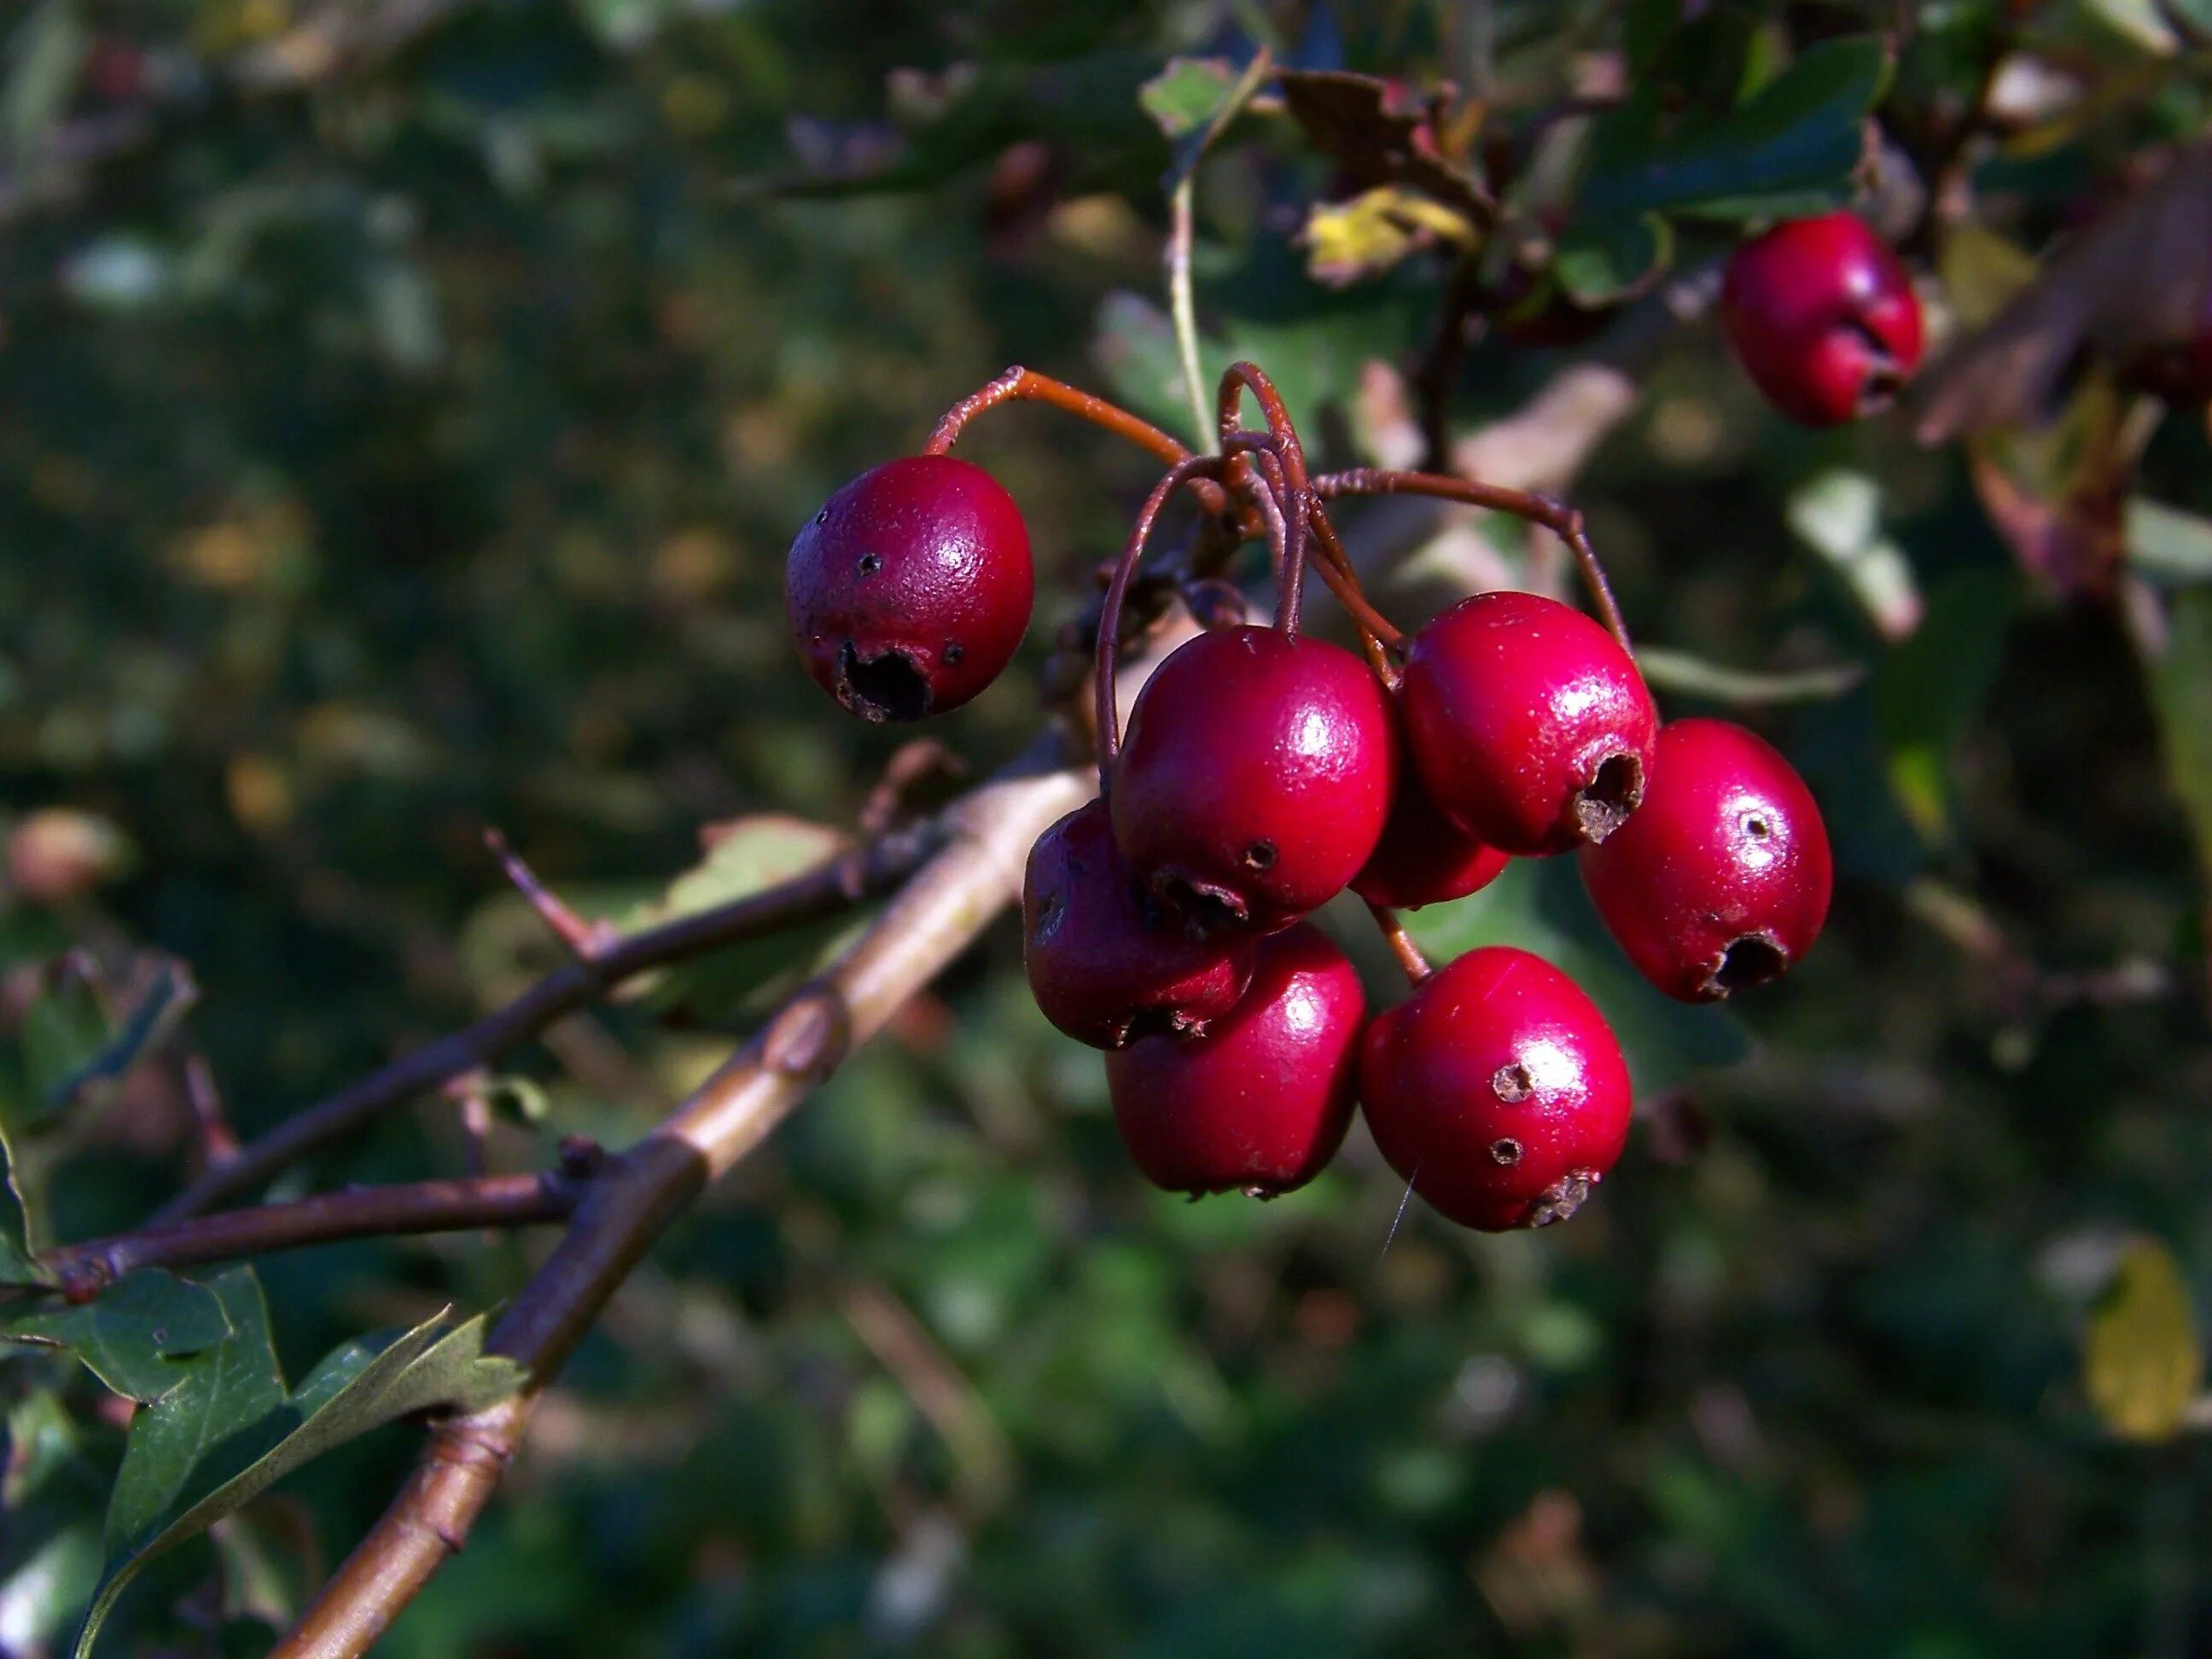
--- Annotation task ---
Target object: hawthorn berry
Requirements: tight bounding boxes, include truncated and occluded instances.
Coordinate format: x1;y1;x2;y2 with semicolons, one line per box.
1104;923;1364;1198
785;455;1033;721
1720;212;1925;427
1579;718;1832;1002
1359;946;1632;1231
1350;765;1510;911
1111;626;1397;932
1399;590;1656;856
1022;800;1256;1049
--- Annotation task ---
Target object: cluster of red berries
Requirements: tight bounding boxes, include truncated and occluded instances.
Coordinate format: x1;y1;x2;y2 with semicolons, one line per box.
787;360;1833;1234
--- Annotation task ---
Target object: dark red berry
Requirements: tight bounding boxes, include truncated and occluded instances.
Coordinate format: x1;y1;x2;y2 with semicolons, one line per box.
1022;800;1257;1049
1105;924;1365;1198
1359;946;1631;1231
1579;718;1832;1002
785;455;1033;721
1350;765;1510;911
1111;626;1396;932
1720;212;1925;427
1399;591;1656;856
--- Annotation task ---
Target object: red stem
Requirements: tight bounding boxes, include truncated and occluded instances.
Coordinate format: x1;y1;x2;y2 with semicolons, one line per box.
1313;469;1633;653
923;365;1235;520
1092;454;1231;780
1217;364;1314;637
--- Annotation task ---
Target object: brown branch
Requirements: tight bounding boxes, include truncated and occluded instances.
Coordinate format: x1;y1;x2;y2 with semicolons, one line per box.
40;1171;583;1298
152;820;940;1225
272;737;1091;1656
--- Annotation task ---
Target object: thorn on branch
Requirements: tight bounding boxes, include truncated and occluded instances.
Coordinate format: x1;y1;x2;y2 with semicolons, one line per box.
484;829;614;962
182;1053;240;1167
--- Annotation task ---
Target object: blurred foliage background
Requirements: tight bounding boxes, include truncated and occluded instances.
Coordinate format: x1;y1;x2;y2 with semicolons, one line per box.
5;0;2212;1654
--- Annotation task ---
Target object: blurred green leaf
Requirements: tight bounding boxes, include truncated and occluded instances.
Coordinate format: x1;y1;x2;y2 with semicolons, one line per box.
2127;497;2212;584
1138;57;1237;140
1635;646;1864;707
3;0;85;164
2150;586;2212;902
2084;1237;2202;1442
1553;211;1674;305
1875;571;2013;845
1582;37;1890;221
5;1272;232;1402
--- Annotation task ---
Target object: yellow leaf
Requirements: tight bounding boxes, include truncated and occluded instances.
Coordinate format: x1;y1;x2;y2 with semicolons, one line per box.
1301;188;1475;288
2085;1237;2203;1444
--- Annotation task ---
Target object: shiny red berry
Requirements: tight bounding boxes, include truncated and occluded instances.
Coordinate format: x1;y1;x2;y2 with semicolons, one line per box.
1105;924;1365;1198
1359;946;1632;1231
785;456;1033;721
1579;718;1832;1002
1399;591;1656;856
1350;765;1510;911
1720;212;1925;427
1022;800;1256;1049
1111;626;1397;932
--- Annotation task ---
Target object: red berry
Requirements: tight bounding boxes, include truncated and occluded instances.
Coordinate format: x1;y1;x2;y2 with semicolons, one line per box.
1105;924;1365;1197
1399;591;1656;856
1579;718;1832;1002
1350;765;1510;911
785;456;1033;721
1022;800;1256;1049
1720;212;1925;427
1359;946;1632;1231
1111;626;1396;932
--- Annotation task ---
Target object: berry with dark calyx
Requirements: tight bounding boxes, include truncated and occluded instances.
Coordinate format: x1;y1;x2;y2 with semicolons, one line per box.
1351;765;1510;911
1105;924;1365;1198
1579;718;1832;1002
1399;590;1657;856
1111;626;1397;933
1022;800;1256;1050
785;455;1033;722
1720;212;1925;427
1359;946;1632;1232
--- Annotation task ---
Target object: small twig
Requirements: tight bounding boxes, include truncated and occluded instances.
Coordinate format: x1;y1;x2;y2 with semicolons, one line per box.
38;1171;583;1300
1167;50;1278;450
484;829;613;961
1363;898;1433;987
181;1053;240;1169
153;819;943;1223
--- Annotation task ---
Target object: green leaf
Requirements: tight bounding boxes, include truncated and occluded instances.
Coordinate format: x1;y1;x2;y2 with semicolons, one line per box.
1581;37;1890;222
1138;57;1238;140
1875;571;2013;845
2127;498;2212;585
2084;1237;2202;1443
101;1271;288;1560
77;1299;525;1657
1552;211;1674;305
642;814;848;928
1400;859;1749;1096
4;1272;233;1402
1635;647;1865;707
2150;586;2212;907
3;0;86;165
